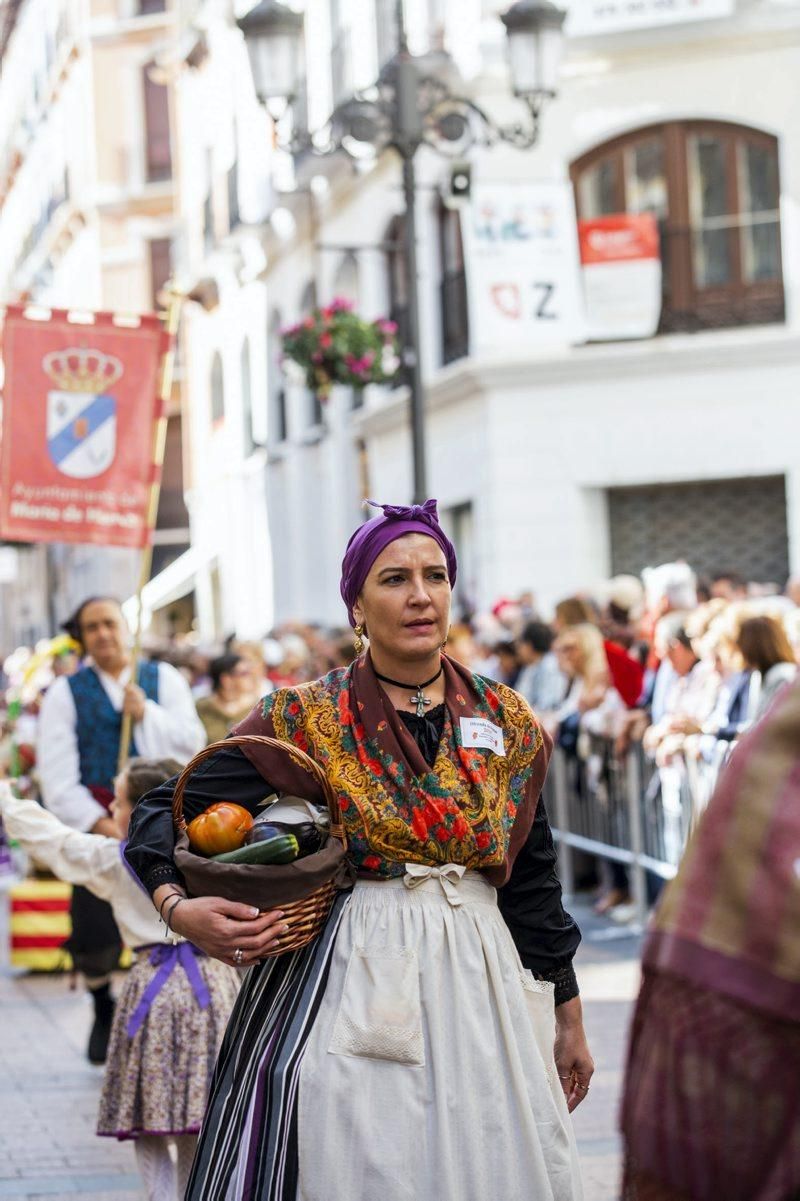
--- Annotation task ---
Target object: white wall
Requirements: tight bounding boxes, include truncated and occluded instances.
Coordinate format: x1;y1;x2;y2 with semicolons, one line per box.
183;1;800;630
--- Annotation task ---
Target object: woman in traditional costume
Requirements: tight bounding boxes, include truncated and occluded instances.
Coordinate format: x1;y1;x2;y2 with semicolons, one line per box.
125;500;592;1201
621;677;800;1201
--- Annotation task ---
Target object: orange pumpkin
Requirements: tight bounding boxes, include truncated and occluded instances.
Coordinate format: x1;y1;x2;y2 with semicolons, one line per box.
187;803;254;856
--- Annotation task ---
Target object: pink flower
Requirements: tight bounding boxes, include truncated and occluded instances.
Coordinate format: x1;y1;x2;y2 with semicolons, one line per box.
319;331;333;349
376;318;398;335
329;297;354;313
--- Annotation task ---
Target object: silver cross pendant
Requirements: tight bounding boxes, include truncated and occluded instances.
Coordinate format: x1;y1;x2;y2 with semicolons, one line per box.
410;687;432;718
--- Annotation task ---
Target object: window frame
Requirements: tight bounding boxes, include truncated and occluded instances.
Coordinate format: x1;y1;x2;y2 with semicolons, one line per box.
570;120;784;333
438;201;469;365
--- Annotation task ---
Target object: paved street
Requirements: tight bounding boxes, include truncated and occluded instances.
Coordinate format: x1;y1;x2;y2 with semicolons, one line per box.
0;900;641;1201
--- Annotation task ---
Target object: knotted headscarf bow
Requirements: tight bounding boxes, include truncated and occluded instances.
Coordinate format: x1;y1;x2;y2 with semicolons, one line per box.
339;498;458;627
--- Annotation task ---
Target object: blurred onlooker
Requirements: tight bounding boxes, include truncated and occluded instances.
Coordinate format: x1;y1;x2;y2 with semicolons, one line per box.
195;653;254;745
446;623;480;671
642;562;698;619
493;640;521;688
557;593;644;708
553;596;597;632
552;624;625;739
233;640;273;703
643;619;719;762
709;570;748;601
516;622;566;713
266;633;310;689
600;575;646;653
553;623;628;913
736;615;797;720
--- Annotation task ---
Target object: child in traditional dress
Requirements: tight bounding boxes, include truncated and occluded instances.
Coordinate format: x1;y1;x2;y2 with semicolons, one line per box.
0;760;240;1201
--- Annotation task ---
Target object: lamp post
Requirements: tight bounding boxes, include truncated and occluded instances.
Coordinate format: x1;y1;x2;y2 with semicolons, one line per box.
238;0;566;503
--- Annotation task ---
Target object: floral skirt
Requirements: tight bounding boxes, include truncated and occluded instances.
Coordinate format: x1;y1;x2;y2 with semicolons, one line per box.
97;946;240;1140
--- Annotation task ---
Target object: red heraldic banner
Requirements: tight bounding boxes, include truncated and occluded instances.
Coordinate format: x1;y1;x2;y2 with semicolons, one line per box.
0;307;167;548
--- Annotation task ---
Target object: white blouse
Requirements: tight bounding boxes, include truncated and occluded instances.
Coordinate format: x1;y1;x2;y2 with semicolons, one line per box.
0;786;173;950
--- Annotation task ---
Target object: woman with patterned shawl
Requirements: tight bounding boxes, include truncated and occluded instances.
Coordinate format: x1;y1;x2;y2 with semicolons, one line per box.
622;677;800;1201
126;500;591;1201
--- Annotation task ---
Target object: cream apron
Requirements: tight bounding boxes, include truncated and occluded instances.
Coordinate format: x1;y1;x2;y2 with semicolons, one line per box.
297;867;584;1201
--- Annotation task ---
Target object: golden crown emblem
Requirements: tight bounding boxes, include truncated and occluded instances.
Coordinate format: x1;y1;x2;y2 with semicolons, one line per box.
42;347;123;393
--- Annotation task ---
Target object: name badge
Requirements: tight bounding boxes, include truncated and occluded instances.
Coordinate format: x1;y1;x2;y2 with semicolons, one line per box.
459;717;505;757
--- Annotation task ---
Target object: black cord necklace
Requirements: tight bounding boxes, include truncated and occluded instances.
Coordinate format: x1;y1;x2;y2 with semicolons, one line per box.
374;663;444;717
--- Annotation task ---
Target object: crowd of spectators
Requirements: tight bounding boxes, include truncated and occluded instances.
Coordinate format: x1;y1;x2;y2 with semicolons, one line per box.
3;563;799;910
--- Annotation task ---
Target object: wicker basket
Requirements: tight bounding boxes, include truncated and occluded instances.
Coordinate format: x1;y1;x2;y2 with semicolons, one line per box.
172;734;349;957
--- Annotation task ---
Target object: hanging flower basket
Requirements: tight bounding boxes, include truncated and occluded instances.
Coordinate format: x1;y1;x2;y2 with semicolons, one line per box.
280;298;401;401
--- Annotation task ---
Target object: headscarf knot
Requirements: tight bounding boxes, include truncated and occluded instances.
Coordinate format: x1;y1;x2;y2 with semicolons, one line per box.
367;498;439;528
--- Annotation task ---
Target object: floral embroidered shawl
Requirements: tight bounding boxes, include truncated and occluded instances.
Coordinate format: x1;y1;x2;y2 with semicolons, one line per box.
233;652;550;884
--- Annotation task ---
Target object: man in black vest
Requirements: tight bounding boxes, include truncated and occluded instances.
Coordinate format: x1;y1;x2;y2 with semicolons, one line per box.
37;597;205;1061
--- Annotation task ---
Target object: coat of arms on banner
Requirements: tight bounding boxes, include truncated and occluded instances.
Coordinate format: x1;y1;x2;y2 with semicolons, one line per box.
43;347;122;479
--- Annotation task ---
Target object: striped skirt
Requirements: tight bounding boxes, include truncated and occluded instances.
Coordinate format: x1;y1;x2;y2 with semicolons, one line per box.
186;892;350;1200
187;875;582;1201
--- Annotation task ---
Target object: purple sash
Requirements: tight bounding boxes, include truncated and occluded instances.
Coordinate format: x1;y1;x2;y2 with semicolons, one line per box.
126;942;210;1038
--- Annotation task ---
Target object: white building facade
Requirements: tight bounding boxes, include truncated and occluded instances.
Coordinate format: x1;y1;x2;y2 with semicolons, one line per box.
0;0;190;649
245;0;797;629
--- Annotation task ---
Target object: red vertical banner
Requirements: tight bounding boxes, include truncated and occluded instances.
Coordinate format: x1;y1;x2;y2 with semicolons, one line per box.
0;307;168;548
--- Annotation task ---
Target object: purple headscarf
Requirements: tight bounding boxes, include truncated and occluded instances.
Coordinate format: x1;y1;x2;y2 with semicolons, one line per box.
340;499;458;626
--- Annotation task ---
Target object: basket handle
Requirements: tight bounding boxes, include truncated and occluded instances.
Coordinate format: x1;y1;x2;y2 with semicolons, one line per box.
171;734;344;844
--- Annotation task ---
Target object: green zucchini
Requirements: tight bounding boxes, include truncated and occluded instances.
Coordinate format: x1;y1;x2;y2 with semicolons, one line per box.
212;833;299;865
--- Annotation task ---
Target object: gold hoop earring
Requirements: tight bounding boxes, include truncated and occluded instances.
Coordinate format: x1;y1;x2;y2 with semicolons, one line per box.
354;624;365;656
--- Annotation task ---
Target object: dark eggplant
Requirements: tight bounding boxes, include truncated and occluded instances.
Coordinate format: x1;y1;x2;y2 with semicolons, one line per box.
246;820;323;857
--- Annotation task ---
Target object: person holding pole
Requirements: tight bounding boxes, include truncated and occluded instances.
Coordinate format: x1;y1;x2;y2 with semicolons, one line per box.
37;596;205;1063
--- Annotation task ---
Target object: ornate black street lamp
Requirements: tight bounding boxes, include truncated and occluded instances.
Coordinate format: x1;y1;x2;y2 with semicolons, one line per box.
238;0;566;502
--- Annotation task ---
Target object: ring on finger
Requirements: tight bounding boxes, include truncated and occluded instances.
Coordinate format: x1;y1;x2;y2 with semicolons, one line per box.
233;947;244;966
575;1083;589;1092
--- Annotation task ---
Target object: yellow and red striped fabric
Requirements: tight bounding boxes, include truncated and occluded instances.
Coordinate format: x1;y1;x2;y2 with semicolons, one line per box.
9;878;72;970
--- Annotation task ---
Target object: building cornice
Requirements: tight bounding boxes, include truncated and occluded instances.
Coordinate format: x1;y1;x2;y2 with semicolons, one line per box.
353;324;800;436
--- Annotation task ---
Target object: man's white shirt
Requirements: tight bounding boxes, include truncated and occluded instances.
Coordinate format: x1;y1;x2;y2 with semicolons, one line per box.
37;662;206;832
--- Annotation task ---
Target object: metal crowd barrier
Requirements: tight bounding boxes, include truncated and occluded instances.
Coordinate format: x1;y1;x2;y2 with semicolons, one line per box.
546;737;722;929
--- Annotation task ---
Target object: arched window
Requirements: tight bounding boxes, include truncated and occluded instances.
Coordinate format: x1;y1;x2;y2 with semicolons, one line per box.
385;215;407;390
268;310;288;444
439;203;468;364
241;338;255;456
571;120;784;332
210;351;224;424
